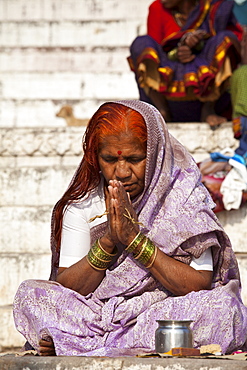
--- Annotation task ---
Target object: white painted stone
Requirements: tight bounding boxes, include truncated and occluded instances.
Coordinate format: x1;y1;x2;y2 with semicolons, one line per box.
0;72;139;100
0;254;51;305
0;19;144;47
1;0;150;21
168;122;238;162
1;73;82;99
0;22;50;47
0;99;91;127
0;206;52;253
0;167;75;206
0;49;131;72
0;127;85;156
218;207;247;253
0;100;16;127
50;20;141;48
82;73;139;99
236;255;247;305
4;0;43;21
0;306;24;348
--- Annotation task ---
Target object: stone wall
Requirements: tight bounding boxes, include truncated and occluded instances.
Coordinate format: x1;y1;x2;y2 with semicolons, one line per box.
0;0;151;128
0;0;246;350
0;0;149;348
1;123;247;349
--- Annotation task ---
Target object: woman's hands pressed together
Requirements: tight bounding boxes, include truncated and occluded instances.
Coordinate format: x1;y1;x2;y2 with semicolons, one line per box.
56;180;141;296
107;180;140;246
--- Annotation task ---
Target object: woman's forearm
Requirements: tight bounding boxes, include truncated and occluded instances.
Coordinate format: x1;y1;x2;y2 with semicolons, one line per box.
56;235;117;295
149;248;213;296
56;258;105;296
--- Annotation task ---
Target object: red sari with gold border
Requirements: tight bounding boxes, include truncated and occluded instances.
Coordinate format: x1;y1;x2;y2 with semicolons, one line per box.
128;0;243;121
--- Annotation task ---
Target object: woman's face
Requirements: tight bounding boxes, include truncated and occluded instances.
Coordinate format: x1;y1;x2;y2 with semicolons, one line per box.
161;0;183;9
98;132;146;199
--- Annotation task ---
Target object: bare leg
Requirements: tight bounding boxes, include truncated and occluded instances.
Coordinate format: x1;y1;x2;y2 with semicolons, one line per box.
39;338;56;356
201;101;227;130
148;89;172;122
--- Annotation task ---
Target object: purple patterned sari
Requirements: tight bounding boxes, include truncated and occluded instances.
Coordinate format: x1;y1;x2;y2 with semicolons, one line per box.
13;101;247;356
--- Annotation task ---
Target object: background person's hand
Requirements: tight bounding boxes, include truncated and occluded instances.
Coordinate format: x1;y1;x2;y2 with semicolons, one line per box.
177;45;195;63
183;30;206;49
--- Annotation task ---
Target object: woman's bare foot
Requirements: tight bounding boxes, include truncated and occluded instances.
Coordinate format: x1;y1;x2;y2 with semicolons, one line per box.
39;338;56;356
201;101;227;130
205;114;227;130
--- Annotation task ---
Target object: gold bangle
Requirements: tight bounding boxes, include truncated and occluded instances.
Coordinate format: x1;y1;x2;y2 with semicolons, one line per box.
126;232;145;253
87;249;111;270
90;239;117;262
137;238;156;266
145;245;158;269
91;242;112;262
86;255;109;271
133;237;148;259
98;239;117;257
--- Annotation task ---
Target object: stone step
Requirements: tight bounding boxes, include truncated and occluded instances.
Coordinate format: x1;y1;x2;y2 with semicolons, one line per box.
0;20;143;48
0;99;104;127
0;48;130;73
0;306;24;348
0;167;76;206
0;123;238;158
0;0;150;22
0;253;51;306
0;72;138;100
1;123;246;349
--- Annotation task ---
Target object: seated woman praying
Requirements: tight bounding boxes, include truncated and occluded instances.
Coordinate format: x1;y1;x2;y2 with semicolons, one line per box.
13;100;247;356
128;0;243;128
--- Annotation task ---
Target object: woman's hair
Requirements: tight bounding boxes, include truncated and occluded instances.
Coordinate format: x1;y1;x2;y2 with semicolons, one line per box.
53;102;147;251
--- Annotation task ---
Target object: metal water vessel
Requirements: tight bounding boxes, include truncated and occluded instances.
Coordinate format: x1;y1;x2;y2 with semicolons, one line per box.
155;320;193;353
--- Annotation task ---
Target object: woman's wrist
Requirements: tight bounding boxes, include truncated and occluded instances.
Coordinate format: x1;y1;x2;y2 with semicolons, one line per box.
126;232;158;269
126;231;140;249
99;236;116;254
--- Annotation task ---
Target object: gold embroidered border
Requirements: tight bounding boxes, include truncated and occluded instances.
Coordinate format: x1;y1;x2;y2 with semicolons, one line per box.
137;47;160;65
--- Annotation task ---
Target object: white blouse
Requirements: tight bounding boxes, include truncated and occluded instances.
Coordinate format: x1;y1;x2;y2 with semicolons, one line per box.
59;184;213;271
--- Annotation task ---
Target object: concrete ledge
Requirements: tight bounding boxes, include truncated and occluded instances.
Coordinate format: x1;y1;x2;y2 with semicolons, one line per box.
0;355;247;370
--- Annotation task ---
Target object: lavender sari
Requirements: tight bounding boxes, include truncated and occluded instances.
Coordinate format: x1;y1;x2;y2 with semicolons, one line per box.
13;101;247;356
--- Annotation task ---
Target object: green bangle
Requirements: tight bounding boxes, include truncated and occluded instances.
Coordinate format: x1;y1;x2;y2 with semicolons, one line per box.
126;232;145;253
90;239;117;262
133;237;148;259
145;245;158;269
167;48;178;61
86;254;109;270
136;238;156;266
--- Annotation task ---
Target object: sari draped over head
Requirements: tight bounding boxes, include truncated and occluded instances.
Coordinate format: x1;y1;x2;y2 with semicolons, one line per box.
13;101;247;356
128;0;243;121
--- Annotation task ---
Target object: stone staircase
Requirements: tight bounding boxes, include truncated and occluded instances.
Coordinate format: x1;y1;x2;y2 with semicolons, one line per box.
0;0;246;350
1;123;247;349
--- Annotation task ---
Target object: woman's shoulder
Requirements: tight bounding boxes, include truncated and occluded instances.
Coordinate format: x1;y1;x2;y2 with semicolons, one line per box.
65;181;106;225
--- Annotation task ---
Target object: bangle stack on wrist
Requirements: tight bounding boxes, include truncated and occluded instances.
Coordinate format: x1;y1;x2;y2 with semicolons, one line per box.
167;48;178;61
126;233;158;269
125;232;145;253
86;239;117;270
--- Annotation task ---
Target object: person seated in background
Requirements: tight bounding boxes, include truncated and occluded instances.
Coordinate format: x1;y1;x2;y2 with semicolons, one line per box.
197;64;247;213
128;0;243;128
13;100;247;356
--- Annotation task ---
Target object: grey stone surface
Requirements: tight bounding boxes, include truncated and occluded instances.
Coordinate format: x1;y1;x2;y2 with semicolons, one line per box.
1;355;247;370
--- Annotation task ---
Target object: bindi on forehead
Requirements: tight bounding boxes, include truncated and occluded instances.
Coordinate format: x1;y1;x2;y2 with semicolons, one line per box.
117;151;122;155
